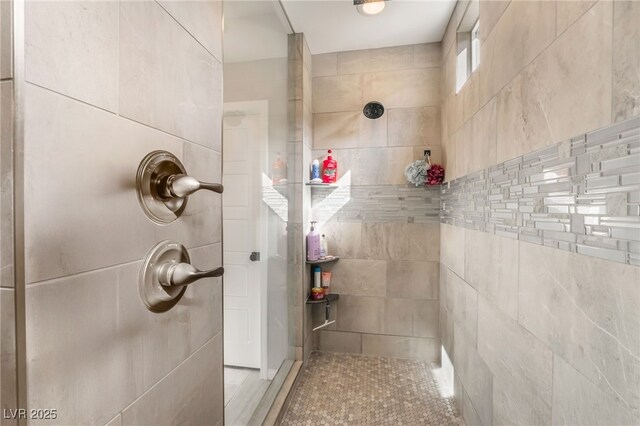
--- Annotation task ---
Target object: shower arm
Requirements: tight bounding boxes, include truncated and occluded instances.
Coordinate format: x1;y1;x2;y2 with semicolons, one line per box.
157;262;225;287
159;174;224;199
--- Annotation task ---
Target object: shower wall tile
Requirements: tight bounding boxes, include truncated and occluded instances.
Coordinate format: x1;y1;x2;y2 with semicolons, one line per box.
361;334;439;362
387;106;441;147
443;268;477;345
362;68;440;109
312;74;362;113
552;355;640;425
328;258;386;297
119;0;222;151
335;295;385;335
312;53;337;77
612;1;640;123
360;221;439;261
317;330;362;354
556;0;595;35
121;333;223;426
318;221;362;259
464;98;497;174
337;44;439;75
477;296;553;425
386;260;438;300
518;242;640;416
25;0;118;112
26;266;143;426
0;0;12;80
478;0;510;42
24;85;220;284
453;326;493;426
496;0;612;163
313;111;387;149
1;81;13;289
479;0;555;104
0;288;16;419
464;229;518;320
158;0;223;62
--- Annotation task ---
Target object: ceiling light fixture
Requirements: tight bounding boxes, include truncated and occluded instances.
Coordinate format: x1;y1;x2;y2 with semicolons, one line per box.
354;0;387;16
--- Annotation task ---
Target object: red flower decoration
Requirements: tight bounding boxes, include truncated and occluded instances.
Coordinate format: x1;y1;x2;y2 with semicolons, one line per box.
426;164;445;186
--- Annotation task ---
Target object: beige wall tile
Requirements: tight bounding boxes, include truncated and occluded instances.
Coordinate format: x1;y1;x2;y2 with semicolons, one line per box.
329;258;386;297
0;0;12;80
312;74;363;113
312;53;337;77
441;134;457;182
317;330;362;354
361;222;439;262
477;296;553;425
556;0;596;36
319;221;362;259
479;0;555;104
446;92;464;137
363;68;440;109
338;147;412;185
1;288;16;415
1;81;13;290
444;267;477;345
158;0;223;61
439;298;454;358
25;1;118;112
413;300;439;338
465;229;518;320
314;111;388;150
518;241;640;416
120;1;222;150
496;1;612;163
338;45;415;75
479;0;511;42
122;334;223;426
461;71;480;123
440;224;465;278
461;389;483;426
384;298;414;336
414;43;442;69
335;295;385;334
361;334;439;362
388;107;441;147
386;260;438;300
454;324;493;426
612;1;640;122
465;97;497;173
552;354;640;426
26;267;143;425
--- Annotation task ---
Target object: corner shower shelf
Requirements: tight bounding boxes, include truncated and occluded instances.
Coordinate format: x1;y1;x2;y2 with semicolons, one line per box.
305;182;339;188
306;293;339;305
305;256;339;265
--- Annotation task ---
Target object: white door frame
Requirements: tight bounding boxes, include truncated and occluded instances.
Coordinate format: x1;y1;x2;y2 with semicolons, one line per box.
223;100;270;380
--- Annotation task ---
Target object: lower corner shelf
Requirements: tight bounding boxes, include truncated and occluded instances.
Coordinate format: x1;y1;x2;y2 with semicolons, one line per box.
306;293;339;304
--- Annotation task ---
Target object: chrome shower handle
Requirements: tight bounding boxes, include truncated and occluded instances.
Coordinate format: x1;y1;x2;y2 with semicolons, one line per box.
161;174;224;198
157;262;224;287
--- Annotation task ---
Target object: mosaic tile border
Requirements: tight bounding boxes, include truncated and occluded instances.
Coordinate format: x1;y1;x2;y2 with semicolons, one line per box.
441;116;640;266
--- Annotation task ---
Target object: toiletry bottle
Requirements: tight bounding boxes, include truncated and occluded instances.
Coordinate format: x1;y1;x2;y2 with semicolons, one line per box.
313;266;322;288
310;159;322;183
272;153;286;185
322;150;338;183
321;271;331;295
306;221;321;261
319;234;328;258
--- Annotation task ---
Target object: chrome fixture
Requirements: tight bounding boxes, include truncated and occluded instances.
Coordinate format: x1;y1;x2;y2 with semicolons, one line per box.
136;150;223;224
139;240;224;313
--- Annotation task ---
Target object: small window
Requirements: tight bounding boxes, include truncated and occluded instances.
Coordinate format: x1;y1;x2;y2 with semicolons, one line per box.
455;0;480;93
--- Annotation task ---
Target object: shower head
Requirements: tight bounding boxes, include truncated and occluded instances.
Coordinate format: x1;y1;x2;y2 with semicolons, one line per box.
363;101;384;119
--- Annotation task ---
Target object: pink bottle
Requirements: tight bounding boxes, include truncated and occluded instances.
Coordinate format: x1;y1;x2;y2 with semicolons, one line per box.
306;221;321;261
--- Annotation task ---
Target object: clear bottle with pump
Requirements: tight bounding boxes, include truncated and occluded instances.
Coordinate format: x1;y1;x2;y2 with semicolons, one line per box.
319;234;328;258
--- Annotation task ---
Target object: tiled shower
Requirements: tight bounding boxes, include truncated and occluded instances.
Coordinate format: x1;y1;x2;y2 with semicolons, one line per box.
0;0;638;425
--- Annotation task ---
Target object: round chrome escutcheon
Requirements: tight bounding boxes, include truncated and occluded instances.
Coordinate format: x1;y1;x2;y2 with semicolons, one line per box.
139;240;190;313
136;150;187;224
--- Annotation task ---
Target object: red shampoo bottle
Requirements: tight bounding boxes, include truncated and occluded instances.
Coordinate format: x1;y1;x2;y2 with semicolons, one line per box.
322;150;338;183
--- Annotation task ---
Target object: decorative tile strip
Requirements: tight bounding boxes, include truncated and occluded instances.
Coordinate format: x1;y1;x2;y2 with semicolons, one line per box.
441;116;640;266
311;184;441;224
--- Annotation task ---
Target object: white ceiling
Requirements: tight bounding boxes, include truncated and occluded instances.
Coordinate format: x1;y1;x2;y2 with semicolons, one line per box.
281;0;457;54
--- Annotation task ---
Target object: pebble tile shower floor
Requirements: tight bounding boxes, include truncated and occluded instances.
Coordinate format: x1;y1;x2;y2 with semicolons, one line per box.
280;352;464;425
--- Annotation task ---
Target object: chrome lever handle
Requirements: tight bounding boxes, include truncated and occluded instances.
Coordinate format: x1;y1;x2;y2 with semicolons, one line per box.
163;174;224;198
158;262;224;287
